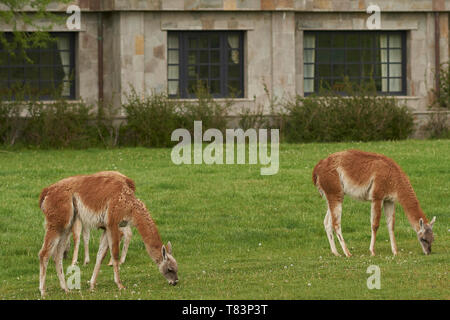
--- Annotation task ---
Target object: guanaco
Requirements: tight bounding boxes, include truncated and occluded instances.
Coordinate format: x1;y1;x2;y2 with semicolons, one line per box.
38;171;178;297
312;150;436;257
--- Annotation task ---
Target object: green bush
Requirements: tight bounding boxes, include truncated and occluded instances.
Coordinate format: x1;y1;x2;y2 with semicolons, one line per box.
282;79;414;142
424;63;450;139
0;100;25;146
179;84;230;135
121;86;231;147
120;90;183;148
20;99;98;148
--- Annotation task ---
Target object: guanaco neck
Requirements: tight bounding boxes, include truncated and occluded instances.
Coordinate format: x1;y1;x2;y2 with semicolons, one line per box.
132;203;164;265
397;177;427;232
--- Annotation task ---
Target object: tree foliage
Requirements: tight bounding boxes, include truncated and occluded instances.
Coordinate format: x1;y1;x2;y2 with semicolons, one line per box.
0;0;71;58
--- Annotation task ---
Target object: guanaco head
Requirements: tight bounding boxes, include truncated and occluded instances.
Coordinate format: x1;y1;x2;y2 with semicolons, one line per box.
159;241;178;286
417;217;436;255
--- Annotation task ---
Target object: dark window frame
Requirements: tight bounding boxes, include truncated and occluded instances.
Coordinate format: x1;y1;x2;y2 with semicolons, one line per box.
168;31;244;99
304;31;407;96
0;32;76;100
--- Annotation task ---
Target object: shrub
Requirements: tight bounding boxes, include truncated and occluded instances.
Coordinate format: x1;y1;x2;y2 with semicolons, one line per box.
0;100;25;146
20;99;98;148
121;85;231;147
282;79;414;142
424;63;450;139
179;83;230;135
120;90;183;148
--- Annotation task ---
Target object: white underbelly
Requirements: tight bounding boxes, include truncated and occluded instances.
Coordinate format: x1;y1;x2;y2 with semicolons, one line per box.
73;195;108;229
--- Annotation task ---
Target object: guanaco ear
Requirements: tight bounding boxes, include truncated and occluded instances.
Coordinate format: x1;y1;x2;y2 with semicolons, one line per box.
419;218;424;231
167;241;173;255
161;245;167;261
430;216;436;228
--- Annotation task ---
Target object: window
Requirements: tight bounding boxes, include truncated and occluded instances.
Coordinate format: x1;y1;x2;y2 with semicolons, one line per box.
304;31;406;95
0;33;76;100
168;31;244;98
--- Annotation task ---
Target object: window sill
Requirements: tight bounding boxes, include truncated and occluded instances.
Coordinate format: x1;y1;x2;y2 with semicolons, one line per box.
169;98;254;103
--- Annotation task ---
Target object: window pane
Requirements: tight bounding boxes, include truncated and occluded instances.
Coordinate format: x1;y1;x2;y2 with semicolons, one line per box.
346;65;360;77
228;64;240;78
317;64;331;77
56;36;70;51
199;51;209;64
10;67;24;81
40;67;54;81
304;79;314;93
227;34;239;49
25;65;39;80
360;35;373;49
188;65;197;78
316;49;330;63
211;65;220;78
188;51;197;64
304;64;314;78
389;64;401;77
332;35;345;48
40;51;54;65
389;49;402;63
347;50;360;63
229;50;240;64
199;37;208;49
211;50;220;63
389;78;401;92
199;65;209;78
168;50;179;64
346;34;359;48
389;34;401;48
27;51;40;64
317;33;331;47
168;81;179;95
333;64;345;77
188;38;197;49
228;80;241;94
0;67;8;79
361;50;372;62
210;80;220;94
304;49;315;63
362;64;375;77
210;35;220;48
304;34;315;49
168;65;179;80
168;34;179;49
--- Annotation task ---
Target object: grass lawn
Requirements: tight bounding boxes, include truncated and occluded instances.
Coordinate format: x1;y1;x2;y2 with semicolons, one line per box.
0;140;448;300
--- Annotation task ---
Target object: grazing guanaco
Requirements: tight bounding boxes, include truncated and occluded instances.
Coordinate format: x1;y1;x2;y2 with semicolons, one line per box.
312;150;436;257
38;171;178;297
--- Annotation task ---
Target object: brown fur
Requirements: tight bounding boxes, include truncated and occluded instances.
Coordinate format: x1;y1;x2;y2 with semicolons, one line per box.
312;150;436;256
38;171;178;297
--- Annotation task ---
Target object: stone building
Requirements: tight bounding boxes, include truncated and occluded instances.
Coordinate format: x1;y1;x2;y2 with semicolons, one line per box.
1;0;449;135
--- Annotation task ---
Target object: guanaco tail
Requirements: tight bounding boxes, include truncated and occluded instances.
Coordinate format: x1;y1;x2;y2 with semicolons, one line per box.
38;171;178;297
312;150;436;257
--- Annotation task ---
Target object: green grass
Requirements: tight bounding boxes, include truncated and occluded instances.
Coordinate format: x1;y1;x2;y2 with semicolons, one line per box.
0;140;449;300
